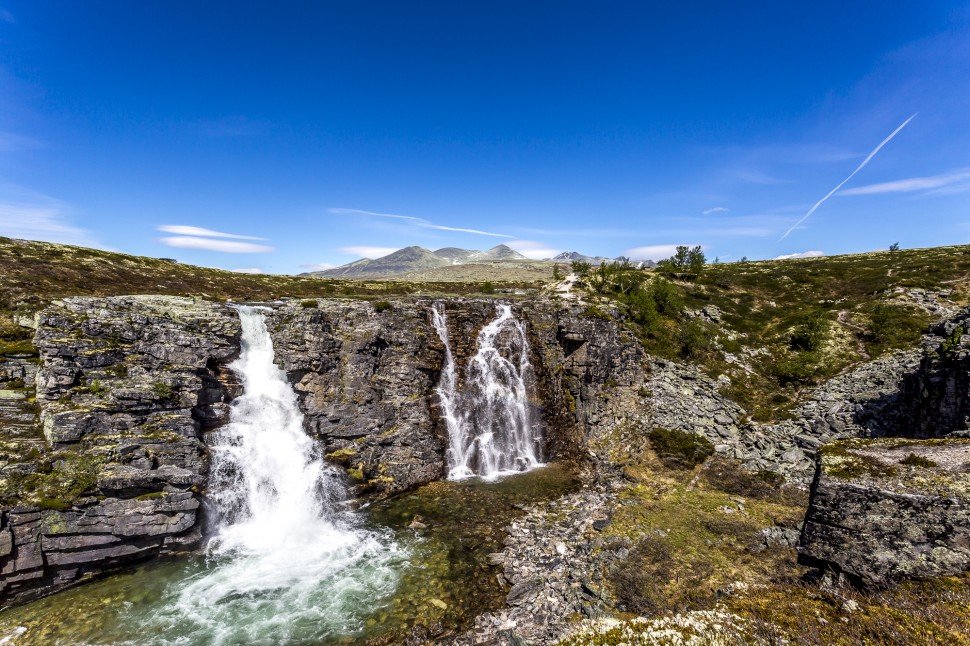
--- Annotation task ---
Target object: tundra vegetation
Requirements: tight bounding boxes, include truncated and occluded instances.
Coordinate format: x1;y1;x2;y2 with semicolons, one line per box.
2;237;970;643
571;244;967;421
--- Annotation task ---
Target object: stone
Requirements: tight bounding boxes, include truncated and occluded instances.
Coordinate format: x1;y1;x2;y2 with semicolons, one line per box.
798;437;970;587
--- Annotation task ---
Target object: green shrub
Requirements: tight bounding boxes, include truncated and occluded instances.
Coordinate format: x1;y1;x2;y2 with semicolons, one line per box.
480;281;496;294
611;535;716;615
647;427;715;469
300;299;318;308
899;453;938;468
789;310;828;352
941;325;965;357
373;300;392;313
678;319;713;360
658;245;706;279
773;351;822;385
151;381;174;400
649;277;682;315
867;302;930;355
570;260;592;277
700;457;805;504
87;379;108;397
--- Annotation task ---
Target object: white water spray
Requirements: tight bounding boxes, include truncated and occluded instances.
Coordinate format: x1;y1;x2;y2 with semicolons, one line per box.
432;303;543;480
142;306;403;645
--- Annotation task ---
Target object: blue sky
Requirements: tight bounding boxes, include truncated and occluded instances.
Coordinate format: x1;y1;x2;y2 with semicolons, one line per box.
1;1;968;273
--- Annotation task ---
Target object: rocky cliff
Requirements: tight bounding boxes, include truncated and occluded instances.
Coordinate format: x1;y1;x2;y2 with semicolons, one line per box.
3;294;970;607
798;437;970;586
0;296;240;603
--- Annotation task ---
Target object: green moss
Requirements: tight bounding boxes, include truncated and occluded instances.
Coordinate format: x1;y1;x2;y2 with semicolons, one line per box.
347;463;366;481
0;449;107;509
899;453;938;468
150;381;174;400
581;305;613;321
0;338;37;356
819;443;898;480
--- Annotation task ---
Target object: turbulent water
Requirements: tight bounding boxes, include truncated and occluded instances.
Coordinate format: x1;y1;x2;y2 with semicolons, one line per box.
432;303;543;480
114;306;404;645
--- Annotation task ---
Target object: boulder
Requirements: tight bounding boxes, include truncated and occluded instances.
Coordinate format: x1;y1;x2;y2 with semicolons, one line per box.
798;437;970;586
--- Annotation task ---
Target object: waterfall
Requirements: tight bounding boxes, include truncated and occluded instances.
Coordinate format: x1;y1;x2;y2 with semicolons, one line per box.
140;306;403;645
432;303;543;480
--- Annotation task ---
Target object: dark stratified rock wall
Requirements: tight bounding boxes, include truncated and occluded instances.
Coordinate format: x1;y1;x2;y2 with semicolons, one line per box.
900;309;970;437
0;296;240;603
798;438;970;587
265;300;447;497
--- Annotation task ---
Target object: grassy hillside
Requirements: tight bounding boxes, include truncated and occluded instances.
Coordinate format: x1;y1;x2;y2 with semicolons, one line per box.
0;236;540;348
573;244;970;421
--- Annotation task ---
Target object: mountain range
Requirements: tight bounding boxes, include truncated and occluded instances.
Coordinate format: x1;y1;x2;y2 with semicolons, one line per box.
305;245;654;278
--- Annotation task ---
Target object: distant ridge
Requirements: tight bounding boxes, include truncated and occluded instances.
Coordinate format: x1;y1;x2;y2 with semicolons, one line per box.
305;244;528;278
551;251;657;268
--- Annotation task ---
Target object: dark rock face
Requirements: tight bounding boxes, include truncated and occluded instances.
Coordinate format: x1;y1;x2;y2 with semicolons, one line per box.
265;300;447;497
0;296;240;603
798;438;970;587
262;298;619;497
900;311;970;437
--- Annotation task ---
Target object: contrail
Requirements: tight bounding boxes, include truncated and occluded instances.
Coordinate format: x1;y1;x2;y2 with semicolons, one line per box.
779;113;917;241
329;207;514;238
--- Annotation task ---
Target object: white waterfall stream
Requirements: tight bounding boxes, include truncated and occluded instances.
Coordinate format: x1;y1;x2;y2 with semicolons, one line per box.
432;303;543;480
133;306;404;645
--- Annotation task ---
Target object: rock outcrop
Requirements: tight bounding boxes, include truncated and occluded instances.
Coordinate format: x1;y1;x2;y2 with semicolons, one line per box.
0;296;240;603
798;437;970;586
265;300;447;497
901;310;970;437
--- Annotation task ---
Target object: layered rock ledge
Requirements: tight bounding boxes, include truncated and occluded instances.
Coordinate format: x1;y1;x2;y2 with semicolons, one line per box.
798;437;970;586
1;296;240;603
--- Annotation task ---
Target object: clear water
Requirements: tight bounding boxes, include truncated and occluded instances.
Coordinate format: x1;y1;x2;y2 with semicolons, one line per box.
0;464;578;645
431;303;543;480
0;306;574;645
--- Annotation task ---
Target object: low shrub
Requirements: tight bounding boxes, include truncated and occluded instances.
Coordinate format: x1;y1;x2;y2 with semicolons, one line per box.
647;427;714;469
611;535;717;615
899;453;938;468
701;457;806;505
373;300;392;313
866;302;930;355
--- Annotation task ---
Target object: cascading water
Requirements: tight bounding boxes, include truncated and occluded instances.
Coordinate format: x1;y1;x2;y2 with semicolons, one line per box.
432;303;543;480
121;306;404;645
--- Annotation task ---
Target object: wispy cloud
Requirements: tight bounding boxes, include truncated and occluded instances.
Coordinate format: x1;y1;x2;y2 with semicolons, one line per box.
734;170;793;185
780;113;917;241
703;207;730;215
0;130;40;153
157;225;268;240
159;237;274;253
505;240;560;259
624;244;705;262
774;250;824;260
0;9;15;24
338;245;400;258
300;262;334;271
839;168;970;196
0;186;105;248
231;267;263;274
329;208;514;238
